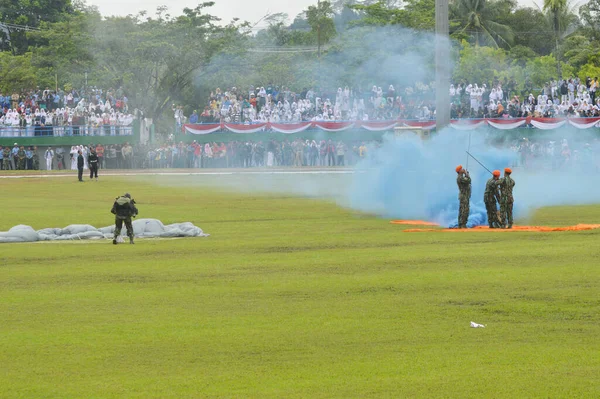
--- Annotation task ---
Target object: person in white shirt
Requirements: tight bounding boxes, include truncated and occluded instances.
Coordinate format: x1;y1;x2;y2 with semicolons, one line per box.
45;147;54;170
568;80;575;103
70;146;77;170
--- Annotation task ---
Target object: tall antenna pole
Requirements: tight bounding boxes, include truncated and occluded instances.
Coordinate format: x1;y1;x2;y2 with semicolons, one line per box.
317;0;321;58
435;0;450;131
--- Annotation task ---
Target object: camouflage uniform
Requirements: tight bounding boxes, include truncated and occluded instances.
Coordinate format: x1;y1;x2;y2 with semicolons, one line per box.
499;175;516;228
2;147;11;170
484;177;501;228
32;149;39;170
17;148;26;170
457;172;471;228
111;194;138;244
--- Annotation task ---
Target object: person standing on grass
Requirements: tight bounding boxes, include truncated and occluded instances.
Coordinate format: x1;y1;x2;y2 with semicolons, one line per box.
96;144;104;169
32;146;39;170
45;147;54;170
111;193;138;245
456;165;471;229
484;170;502;228
88;148;99;181
499;168;516;229
77;150;84;182
17;146;26;170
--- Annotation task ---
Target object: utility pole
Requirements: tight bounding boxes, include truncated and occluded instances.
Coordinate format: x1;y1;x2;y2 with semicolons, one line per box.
317;0;322;90
317;0;321;58
435;0;450;130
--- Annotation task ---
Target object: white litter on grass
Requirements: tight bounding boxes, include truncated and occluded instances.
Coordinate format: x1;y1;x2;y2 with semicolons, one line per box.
470;321;486;328
0;218;209;243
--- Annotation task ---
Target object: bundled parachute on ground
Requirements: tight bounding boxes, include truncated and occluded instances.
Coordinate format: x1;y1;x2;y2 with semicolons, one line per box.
0;219;209;243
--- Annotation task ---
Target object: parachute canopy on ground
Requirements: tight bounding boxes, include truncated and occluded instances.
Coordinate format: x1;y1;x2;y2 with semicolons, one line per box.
0;219;209;243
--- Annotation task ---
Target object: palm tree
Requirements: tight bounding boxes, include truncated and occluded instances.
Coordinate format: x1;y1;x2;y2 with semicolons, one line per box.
540;0;579;76
450;0;515;48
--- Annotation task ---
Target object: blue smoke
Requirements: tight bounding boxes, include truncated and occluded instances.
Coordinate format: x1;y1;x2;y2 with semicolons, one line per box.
350;129;517;227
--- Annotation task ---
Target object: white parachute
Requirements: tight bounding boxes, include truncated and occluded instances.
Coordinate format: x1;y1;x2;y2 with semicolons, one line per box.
0;219;209;243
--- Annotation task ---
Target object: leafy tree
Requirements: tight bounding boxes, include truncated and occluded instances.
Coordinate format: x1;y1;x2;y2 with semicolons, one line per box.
541;0;580;76
453;41;509;84
349;0;434;30
580;0;600;41
524;55;557;87
578;63;600;81
305;1;337;51
508;45;538;66
557;36;595;69
0;0;74;54
496;7;554;55
450;0;515;48
0;52;38;93
28;11;97;90
86;2;249;122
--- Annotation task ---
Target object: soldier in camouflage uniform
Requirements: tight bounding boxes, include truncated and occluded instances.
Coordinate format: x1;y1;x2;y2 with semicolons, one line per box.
484;170;502;228
17;146;26;170
32;146;40;170
456;165;471;228
2;146;11;170
111;193;138;245
499;168;516;229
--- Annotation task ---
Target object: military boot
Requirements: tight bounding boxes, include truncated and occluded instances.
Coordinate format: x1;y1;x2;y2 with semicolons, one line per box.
129;236;134;244
112;237;117;245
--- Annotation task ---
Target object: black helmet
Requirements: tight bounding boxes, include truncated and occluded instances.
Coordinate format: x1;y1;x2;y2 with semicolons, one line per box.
124;193;131;198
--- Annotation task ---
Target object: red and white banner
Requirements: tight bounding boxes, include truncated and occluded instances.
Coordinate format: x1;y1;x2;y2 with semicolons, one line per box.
224;123;267;134
183;117;600;135
568;117;600;129
269;122;313;134
184;123;222;135
402;120;436;130
529;118;566;130
356;121;398;131
313;121;354;132
487;118;527;130
450;119;487;130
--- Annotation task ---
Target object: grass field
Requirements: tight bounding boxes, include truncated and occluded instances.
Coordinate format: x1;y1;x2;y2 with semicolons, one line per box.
1;172;600;398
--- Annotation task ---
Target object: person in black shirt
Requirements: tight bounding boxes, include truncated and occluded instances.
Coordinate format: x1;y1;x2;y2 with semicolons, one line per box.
77;150;84;182
88;148;99;181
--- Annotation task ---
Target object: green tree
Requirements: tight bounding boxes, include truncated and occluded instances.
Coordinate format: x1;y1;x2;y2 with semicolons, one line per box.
305;1;336;53
0;52;38;93
557;36;595;69
349;0;435;30
524;55;557;88
0;0;74;54
541;0;579;76
508;45;538;67
496;7;554;55
450;0;515;48
87;2;249;123
580;0;600;41
453;41;509;84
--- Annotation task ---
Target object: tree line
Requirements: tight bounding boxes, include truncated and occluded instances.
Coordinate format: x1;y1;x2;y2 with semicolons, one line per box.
1;0;600;125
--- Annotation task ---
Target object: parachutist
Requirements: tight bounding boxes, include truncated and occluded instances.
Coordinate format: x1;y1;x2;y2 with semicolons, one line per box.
111;193;139;244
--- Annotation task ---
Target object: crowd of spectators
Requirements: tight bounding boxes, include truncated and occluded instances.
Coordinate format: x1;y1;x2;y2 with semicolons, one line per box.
451;77;600;119
180;77;600;125
139;139;370;169
0;86;135;137
2;136;598;171
511;137;600;171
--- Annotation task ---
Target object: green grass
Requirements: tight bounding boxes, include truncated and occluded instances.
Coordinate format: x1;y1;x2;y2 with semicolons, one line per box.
1;175;599;398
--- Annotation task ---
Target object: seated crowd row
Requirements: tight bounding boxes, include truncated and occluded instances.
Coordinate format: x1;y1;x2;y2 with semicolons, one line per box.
0;86;135;136
178;77;600;124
